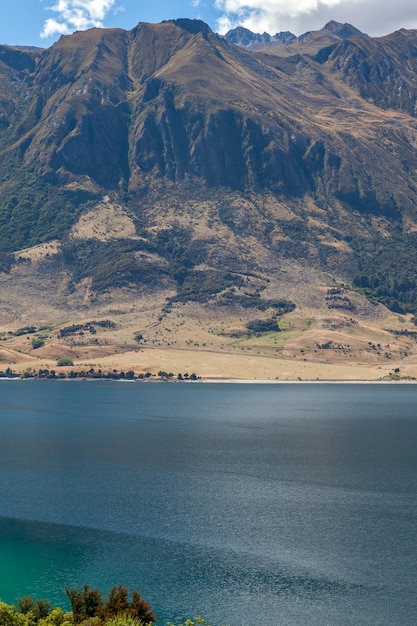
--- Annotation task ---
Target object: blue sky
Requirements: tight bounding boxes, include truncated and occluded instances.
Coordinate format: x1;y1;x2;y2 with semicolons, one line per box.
2;0;417;48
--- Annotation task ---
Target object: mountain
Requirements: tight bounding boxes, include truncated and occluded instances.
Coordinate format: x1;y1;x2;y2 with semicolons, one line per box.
1;19;417;378
223;20;363;48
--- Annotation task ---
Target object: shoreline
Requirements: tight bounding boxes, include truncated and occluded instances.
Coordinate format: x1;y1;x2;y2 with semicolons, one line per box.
1;375;416;384
2;343;417;383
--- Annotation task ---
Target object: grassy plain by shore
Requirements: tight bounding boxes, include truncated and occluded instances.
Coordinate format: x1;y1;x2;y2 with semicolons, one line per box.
2;308;417;382
2;264;417;381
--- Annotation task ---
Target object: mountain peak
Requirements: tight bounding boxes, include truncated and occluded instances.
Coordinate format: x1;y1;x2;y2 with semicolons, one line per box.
225;21;364;49
322;20;364;38
224;26;272;47
171;18;212;36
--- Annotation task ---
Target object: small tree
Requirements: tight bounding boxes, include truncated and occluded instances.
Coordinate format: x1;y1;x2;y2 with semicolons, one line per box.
246;318;279;334
31;337;45;350
37;607;73;626
57;357;74;367
65;585;156;625
129;591;155;623
17;597;52;621
103;586;130;618
65;585;104;623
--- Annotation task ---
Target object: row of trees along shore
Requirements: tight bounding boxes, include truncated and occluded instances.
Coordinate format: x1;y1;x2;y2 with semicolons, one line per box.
0;367;200;381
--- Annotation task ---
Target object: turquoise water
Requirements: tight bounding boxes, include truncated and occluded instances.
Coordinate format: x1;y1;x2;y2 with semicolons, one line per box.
0;381;416;625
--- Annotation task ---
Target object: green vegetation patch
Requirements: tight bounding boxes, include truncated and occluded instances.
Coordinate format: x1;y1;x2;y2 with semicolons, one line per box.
352;231;417;313
0;161;98;252
59;320;116;338
0;592;213;626
152;226;204;284
57;357;74;367
219;291;296;313
62;240;165;291
59;227;224;298
246;317;280;333
31;337;44;350
14;326;37;336
175;269;244;303
0;251;14;272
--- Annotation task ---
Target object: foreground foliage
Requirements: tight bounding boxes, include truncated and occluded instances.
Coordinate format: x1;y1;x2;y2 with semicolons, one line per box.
0;586;156;626
65;585;156;624
0;588;221;626
0;599;218;626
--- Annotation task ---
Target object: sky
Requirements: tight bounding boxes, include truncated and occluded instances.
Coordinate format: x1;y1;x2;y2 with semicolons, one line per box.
1;0;417;48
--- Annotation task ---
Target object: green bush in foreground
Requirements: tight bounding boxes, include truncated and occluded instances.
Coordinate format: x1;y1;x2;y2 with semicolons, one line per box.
0;600;28;626
0;586;156;626
1;600;73;626
0;595;220;626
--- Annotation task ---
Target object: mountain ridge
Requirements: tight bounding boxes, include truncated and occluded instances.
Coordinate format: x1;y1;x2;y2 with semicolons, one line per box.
223;19;364;48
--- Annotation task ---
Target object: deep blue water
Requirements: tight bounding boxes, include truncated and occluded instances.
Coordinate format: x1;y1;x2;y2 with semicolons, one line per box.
0;381;416;625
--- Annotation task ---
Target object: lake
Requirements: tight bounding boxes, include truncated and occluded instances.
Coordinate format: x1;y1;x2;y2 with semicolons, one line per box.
0;381;416;625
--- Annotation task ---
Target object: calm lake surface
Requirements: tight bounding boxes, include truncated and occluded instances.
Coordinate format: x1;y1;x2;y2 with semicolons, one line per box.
0;381;416;625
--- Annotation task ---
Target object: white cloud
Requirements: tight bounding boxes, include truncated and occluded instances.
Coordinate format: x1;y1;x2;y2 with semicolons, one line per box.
41;18;71;38
216;0;342;17
41;0;118;39
214;0;345;35
214;0;417;37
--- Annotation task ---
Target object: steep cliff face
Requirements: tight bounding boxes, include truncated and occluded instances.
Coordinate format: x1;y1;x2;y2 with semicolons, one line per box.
2;19;417;311
0;45;39;136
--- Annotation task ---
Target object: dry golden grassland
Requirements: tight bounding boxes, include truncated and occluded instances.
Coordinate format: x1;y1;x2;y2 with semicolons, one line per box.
2;237;417;381
2;294;417;381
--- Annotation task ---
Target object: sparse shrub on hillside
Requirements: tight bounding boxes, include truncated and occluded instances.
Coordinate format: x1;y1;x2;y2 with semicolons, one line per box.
31;337;45;349
219;291;295;314
59;321;116;338
175;270;244;303
57;357;74;367
15;327;37;336
246;318;280;333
